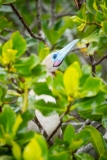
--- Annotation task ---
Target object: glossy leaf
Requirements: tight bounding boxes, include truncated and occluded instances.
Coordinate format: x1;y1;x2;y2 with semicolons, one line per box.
15;54;40;76
11;31;26;58
0;17;10;32
0;156;14;160
86;0;96;14
0;83;7;102
76;129;91;146
102;116;107;128
2;0;16;4
82;29;99;44
23;136;42;160
63;62;81;98
11;140;21;160
0;105;16;135
33;99;65;115
63;124;75;143
85;126;107;155
2;40;17;65
80;77;102;98
35;134;48;160
75;153;94;160
32;82;52;96
12;114;23;136
102;21;107;34
99;151;107;160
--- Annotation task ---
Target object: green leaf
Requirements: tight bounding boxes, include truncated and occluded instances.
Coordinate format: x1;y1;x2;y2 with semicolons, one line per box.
99;151;107;160
32;82;52;96
85;126;107;155
0;105;16;135
76;129;91;146
73;91;107;120
82;29;99;44
80;65;91;86
86;0;96;14
69;129;91;151
49;152;68;160
32;100;65;115
0;83;7;102
75;153;94;160
11;31;26;58
15;54;40;76
52;70;65;94
102;115;107;128
49;144;68;160
43;26;59;45
63;124;75;143
102;21;107;34
101;4;107;19
80;77;102;98
0;17;10;32
0;156;14;160
96;11;104;22
17;131;34;145
0;67;7;82
38;42;50;61
74;91;106;111
2;0;16;4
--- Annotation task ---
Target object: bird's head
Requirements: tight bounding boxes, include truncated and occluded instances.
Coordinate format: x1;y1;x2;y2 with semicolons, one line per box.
42;39;79;73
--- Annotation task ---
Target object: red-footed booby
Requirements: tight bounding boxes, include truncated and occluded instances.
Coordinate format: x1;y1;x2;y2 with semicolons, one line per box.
28;39;79;139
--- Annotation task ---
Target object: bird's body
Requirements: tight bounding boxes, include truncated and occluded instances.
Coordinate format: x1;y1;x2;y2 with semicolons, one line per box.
27;39;79;139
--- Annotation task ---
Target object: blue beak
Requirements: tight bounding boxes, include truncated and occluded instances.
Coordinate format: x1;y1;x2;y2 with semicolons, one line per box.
53;39;79;67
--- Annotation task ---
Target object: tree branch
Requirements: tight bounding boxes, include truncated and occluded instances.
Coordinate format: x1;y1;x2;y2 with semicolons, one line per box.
94;54;107;65
50;0;56;25
9;3;46;43
56;12;74;19
47;104;71;142
89;55;96;77
74;0;79;9
35;0;42;36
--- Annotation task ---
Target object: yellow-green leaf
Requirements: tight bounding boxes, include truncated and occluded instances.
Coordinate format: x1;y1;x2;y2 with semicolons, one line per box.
11;140;21;160
63;62;81;98
12;114;23;136
2;39;17;65
23;136;42;160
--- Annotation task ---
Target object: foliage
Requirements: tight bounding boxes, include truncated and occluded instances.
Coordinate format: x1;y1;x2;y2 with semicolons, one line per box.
0;0;107;160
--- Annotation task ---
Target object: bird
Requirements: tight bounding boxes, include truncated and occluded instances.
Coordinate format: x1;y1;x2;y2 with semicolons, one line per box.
28;39;79;140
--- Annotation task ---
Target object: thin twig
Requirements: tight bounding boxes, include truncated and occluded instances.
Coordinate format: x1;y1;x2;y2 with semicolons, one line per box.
77;0;82;9
9;3;45;43
56;12;74;19
22;83;28;113
77;119;92;133
0;35;8;41
89;55;96;77
74;0;79;9
47;104;71;142
86;22;101;27
33;117;48;138
50;0;56;25
35;0;42;36
95;54;107;65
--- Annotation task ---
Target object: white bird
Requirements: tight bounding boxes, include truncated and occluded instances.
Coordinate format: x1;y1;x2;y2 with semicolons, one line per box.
28;39;79;139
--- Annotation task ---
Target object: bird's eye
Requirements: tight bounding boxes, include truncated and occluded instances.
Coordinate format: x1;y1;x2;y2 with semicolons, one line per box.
52;54;57;60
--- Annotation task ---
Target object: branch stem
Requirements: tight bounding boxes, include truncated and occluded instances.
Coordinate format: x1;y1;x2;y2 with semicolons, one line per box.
10;3;45;43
